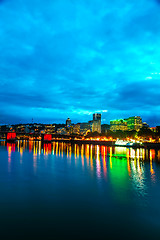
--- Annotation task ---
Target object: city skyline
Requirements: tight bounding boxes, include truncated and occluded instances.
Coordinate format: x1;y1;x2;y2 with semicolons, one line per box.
0;0;160;126
0;113;154;128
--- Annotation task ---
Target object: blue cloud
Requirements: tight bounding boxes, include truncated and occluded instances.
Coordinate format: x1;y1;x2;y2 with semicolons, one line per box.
0;0;160;126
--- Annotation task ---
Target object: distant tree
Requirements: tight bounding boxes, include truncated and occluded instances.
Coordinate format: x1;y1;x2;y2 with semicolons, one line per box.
85;131;100;138
156;126;160;137
138;127;155;139
125;130;137;139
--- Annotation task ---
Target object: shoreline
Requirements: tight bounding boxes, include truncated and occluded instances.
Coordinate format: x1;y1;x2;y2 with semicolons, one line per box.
1;138;160;149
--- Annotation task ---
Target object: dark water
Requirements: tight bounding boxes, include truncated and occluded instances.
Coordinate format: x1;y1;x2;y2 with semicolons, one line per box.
0;140;160;239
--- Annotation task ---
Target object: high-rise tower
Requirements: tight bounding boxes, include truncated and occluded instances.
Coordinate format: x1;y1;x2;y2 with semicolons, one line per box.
92;113;101;133
66;118;71;127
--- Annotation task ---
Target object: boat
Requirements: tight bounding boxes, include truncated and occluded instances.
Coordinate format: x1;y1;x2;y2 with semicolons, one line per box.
115;139;143;148
115;139;128;146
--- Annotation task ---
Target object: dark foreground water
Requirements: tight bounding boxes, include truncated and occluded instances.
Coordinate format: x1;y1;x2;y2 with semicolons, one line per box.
0;140;160;239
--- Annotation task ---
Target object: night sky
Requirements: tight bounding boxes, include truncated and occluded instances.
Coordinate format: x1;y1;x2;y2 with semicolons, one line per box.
0;0;160;126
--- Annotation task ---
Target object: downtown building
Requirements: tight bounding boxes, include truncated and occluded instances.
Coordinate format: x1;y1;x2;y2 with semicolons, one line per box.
80;122;92;135
127;116;142;131
66;118;71;127
110;119;128;131
110;116;143;132
73;123;80;135
92;113;101;133
72;122;92;135
45;124;55;134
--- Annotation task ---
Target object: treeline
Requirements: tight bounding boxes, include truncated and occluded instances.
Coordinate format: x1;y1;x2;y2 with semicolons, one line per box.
86;127;160;140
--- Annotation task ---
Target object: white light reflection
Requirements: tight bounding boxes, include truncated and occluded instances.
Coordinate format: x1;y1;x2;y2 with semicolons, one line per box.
96;145;101;178
130;152;146;197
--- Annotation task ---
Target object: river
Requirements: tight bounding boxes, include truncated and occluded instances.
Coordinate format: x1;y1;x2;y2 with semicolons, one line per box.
0;140;160;239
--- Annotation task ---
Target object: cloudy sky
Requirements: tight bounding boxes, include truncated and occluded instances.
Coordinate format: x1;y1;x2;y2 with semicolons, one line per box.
0;0;160;126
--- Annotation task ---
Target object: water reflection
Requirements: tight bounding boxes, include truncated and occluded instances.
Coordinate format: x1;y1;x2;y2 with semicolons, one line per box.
101;146;107;178
1;140;160;198
150;149;155;182
96;145;101;178
7;143;15;172
44;143;52;155
130;157;146;197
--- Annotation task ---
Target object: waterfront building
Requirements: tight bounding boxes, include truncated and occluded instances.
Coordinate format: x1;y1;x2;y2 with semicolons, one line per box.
92;113;101;133
127;116;142;131
45;124;55;134
110;116;143;132
66;118;71;127
80;123;91;135
25;126;30;133
56;127;67;135
73;124;80;135
14;124;29;133
66;125;73;135
110;119;128;132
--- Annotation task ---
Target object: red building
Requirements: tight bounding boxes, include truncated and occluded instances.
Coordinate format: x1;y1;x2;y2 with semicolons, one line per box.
43;134;52;142
6;132;16;142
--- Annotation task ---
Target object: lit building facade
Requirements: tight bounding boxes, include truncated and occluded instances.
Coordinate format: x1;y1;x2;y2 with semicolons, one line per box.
80;123;91;135
110;116;143;132
45;124;55;134
66;118;71;127
73;124;80;135
110;119;128;132
56;127;67;135
92;113;101;133
127;116;142;131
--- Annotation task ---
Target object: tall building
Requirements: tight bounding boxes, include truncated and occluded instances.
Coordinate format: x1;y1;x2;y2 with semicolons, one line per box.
66;118;71;127
127;116;142;131
92;113;101;133
93;113;101;121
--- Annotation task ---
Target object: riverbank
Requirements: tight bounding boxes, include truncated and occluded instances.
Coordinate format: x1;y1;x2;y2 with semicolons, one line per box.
1;137;160;149
52;139;160;149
